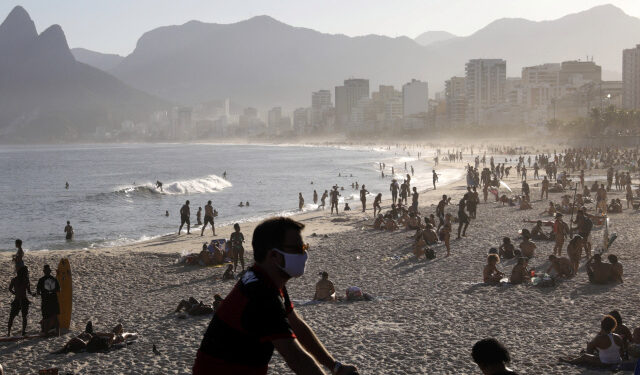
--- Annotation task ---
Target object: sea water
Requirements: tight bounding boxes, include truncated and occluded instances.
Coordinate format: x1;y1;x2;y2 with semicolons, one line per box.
0;143;463;251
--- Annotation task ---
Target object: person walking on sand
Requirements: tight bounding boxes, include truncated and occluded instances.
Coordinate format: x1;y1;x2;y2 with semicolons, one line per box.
36;265;60;336
320;190;328;209
230;223;245;272
373;193;382;216
298;193;304;211
8;266;36;337
192;217;359;375
64;221;74;241
313;190;318;205
330;187;340;215
201;201;216;236
457;198;470;239
432;170;438;190
390;179;399;204
411;187;419;212
360;185;369;212
179;200;191;235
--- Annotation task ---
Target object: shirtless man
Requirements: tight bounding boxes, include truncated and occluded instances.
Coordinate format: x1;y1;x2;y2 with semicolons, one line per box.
510;257;529;284
64;221;74;240
400;182;408;205
313;272;336;301
531;220;550;241
436;195;448;231
483;254;504;284
55;322;138;354
552;213;567;256
373;193;382;216
201;200;216;236
178;200;191;235
330;187;340;214
519;230;537;259
360;185;369;212
432;170;438;190
541;176;549;200
196;207;203;226
457;198;470;239
390;179;399;204
8;266;35;336
546;255;574;278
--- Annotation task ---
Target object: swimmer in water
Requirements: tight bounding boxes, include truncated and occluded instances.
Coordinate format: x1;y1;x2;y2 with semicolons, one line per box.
238;202;244;207
65;182;69;190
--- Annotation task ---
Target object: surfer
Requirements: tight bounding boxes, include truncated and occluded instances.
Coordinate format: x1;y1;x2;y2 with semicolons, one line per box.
196;207;203;226
360;185;369;212
8;266;35;337
64;221;74;240
36;265;60;336
178;200;191;235
156;180;163;192
201;201;216;236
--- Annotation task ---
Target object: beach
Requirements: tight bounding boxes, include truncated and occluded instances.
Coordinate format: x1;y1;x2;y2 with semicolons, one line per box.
1;154;638;374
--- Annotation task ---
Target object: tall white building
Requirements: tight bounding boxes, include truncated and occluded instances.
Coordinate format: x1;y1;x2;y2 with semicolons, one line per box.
311;90;332;129
623;45;640;110
465;59;507;125
402;79;429;117
335;79;369;128
445;77;466;127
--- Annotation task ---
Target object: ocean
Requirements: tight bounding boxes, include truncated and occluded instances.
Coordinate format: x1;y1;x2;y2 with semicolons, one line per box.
0;143;463;251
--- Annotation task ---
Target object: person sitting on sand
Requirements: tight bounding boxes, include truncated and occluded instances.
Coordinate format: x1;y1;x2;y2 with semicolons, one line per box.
373;214;384;230
212;294;223;312
54;321;138;354
519;230;536;259
510;257;529;285
344;203;351;211
519;198;532;210
472;338;520;375
566;235;583;274
608;255;623;283
498;237;515;260
384;218;399;231
530;221;550;241
421;223;439;245
483;254;504;284
176;297;215;316
398;210;410;227
609;310;632;353
586;254;613;285
406;212;422;230
222;264;234;280
546;255;574;278
608;199;622;213
559;315;623;367
313;272;336;301
541;202;556;216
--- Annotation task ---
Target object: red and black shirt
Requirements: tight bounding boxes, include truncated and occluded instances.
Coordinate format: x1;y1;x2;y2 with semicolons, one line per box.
193;265;296;375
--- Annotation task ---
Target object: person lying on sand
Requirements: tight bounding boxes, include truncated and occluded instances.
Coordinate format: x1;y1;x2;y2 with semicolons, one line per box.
54;322;137;354
559;315;623;367
472;338;520;375
176;297;214;316
546;255;574;278
498;237;515;260
345;286;373;301
483;254;504;284
313;272;336;301
510;257;529;285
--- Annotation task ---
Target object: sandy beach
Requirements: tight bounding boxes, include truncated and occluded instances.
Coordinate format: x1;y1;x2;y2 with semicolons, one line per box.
1;156;638;374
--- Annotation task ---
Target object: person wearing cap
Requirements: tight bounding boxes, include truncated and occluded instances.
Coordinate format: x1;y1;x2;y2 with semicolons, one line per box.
36;264;61;335
552;213;567;256
314;272;336;301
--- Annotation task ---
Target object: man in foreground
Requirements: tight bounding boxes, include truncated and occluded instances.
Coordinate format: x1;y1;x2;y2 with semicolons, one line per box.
471;338;520;374
193;217;358;375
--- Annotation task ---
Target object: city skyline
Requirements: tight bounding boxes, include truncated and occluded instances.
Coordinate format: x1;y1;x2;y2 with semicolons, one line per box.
1;1;640;55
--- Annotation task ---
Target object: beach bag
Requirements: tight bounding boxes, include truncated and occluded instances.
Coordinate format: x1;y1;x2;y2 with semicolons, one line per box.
425;248;436;260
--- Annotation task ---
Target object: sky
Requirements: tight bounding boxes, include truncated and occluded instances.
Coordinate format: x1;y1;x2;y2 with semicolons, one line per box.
2;0;640;56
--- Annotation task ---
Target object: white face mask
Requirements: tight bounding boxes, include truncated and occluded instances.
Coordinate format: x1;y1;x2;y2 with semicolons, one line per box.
272;248;308;278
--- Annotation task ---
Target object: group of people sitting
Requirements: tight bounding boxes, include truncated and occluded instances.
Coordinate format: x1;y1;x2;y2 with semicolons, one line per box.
313;272;373;302
372;202;418;231
560;311;640;369
180;241;226;266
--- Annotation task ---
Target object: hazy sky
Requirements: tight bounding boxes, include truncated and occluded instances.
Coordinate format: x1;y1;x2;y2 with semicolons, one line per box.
2;0;640;56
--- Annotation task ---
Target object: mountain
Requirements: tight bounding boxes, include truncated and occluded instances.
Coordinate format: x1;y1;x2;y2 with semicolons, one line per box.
111;4;637;109
0;6;167;142
414;31;457;46
71;47;124;71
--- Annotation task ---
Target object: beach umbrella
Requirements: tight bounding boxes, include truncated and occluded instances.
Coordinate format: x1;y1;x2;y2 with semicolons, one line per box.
499;180;512;192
